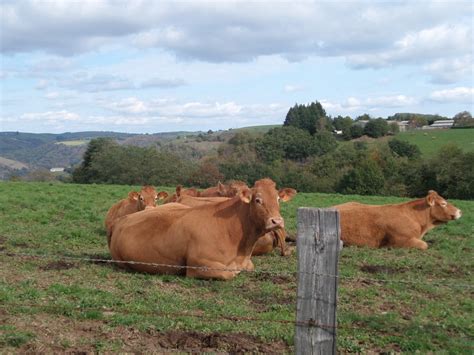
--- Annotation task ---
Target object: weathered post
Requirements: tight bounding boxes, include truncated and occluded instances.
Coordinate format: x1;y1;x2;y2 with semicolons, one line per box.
295;208;340;354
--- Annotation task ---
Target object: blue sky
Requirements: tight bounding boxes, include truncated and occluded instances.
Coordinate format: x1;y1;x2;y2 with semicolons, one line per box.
1;0;473;134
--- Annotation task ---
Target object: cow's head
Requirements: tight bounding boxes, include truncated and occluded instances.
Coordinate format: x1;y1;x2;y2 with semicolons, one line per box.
239;178;296;232
426;190;462;222
138;185;159;210
218;180;249;197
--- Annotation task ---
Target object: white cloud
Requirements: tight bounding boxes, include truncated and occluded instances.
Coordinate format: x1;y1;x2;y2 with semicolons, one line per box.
430;87;474;103
321;94;418;116
424;56;473;84
58;73;135;92
6;110;81;123
347;24;472;68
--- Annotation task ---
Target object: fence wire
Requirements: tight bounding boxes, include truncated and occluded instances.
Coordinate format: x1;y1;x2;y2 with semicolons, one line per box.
1;250;473;289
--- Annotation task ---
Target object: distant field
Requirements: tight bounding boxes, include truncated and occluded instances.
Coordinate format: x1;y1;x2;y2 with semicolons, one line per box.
397;129;474;157
55;140;89;146
234;124;281;134
0;156;28;169
0;182;472;352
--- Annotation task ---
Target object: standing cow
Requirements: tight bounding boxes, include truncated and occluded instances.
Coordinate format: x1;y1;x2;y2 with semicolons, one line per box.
109;178;295;280
333;190;462;250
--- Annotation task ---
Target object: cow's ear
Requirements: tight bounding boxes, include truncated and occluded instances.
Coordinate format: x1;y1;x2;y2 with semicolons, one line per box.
175;185;183;197
128;191;139;201
157;191;168;200
239;188;252;204
426;191;436;206
218;181;225;192
279;188;297;202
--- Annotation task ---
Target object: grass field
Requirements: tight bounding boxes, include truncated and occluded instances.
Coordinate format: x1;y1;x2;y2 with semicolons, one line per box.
397;129;474;157
55;140;89;146
0;182;472;352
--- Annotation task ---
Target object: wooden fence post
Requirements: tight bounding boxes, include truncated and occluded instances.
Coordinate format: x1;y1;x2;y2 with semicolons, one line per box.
295;208;340;354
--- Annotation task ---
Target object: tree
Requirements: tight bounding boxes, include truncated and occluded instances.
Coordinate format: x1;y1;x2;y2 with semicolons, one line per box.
389;122;400;134
283;101;328;135
350;124;364;139
256;126;315;162
364;118;389;138
337;159;385;195
72;138;116;183
453;111;474;127
388;139;421;159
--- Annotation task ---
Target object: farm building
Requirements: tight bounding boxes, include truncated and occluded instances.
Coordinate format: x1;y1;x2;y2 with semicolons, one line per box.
394;120;409;132
422;119;454;130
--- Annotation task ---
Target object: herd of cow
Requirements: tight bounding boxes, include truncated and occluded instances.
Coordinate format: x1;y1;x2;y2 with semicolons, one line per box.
105;178;462;280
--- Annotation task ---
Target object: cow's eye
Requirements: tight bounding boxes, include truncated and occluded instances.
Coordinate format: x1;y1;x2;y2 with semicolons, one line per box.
255;197;263;204
441;202;447;207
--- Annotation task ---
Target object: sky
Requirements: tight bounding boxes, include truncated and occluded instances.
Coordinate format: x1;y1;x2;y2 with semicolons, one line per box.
0;0;473;134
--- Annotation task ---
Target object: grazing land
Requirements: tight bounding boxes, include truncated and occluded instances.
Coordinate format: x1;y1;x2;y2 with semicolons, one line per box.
397;129;474;157
0;182;472;352
55;140;89;146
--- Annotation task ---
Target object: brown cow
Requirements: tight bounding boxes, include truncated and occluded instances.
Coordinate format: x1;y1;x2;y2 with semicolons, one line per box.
109;178;295;280
162;185;200;204
105;186;168;245
176;192;296;256
199;180;248;197
333;190;462;250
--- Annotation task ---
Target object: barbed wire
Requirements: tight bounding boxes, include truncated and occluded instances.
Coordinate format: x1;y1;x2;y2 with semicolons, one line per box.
1;250;473;289
3;302;472;337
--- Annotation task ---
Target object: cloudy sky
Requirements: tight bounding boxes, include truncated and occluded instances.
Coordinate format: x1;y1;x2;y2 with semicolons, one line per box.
1;0;473;134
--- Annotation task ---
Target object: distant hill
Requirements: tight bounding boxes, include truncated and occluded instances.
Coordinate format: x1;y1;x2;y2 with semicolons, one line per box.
0;129;238;174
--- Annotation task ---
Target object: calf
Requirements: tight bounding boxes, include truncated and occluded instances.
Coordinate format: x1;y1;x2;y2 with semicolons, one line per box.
333;190;462;250
105;186;168;245
109;178;295;280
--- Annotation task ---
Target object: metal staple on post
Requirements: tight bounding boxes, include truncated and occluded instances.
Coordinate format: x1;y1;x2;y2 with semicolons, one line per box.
295;208;340;355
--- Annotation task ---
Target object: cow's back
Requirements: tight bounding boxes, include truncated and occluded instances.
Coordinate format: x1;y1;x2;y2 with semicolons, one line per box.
334;203;395;247
110;203;192;272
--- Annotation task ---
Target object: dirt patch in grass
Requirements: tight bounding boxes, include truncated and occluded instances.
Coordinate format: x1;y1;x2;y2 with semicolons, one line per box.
40;261;77;271
254;273;294;285
5;314;290;353
11;241;29;248
360;264;407;274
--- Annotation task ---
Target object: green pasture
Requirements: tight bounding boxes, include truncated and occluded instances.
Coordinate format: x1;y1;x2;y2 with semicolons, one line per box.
0;182;472;352
55;140;89;146
397;129;474;157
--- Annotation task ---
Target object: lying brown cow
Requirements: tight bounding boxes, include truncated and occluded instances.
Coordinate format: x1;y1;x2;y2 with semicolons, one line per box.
199;180;248;197
105;186;168;245
162;185;200;204
333;190;462;250
176;192;296;256
109;178;295;280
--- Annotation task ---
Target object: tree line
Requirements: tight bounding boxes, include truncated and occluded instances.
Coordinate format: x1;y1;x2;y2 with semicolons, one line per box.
70;101;473;200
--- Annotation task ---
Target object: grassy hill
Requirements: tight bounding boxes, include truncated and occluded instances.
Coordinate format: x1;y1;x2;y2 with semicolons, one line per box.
0;182;472;352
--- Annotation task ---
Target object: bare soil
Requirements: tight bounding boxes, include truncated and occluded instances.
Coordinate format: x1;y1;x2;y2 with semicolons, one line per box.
4;314;290;353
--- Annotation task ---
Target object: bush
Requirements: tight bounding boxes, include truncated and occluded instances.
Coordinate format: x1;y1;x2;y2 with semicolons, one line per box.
364;118;389;138
388;139;421;159
337;159;385;195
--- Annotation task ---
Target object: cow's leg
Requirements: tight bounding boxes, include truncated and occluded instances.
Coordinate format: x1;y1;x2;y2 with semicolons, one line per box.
186;259;239;280
241;258;254;271
391;237;428;250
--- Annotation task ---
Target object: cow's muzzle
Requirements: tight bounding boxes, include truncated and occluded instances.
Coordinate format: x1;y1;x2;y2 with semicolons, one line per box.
453;209;462;220
266;217;284;231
